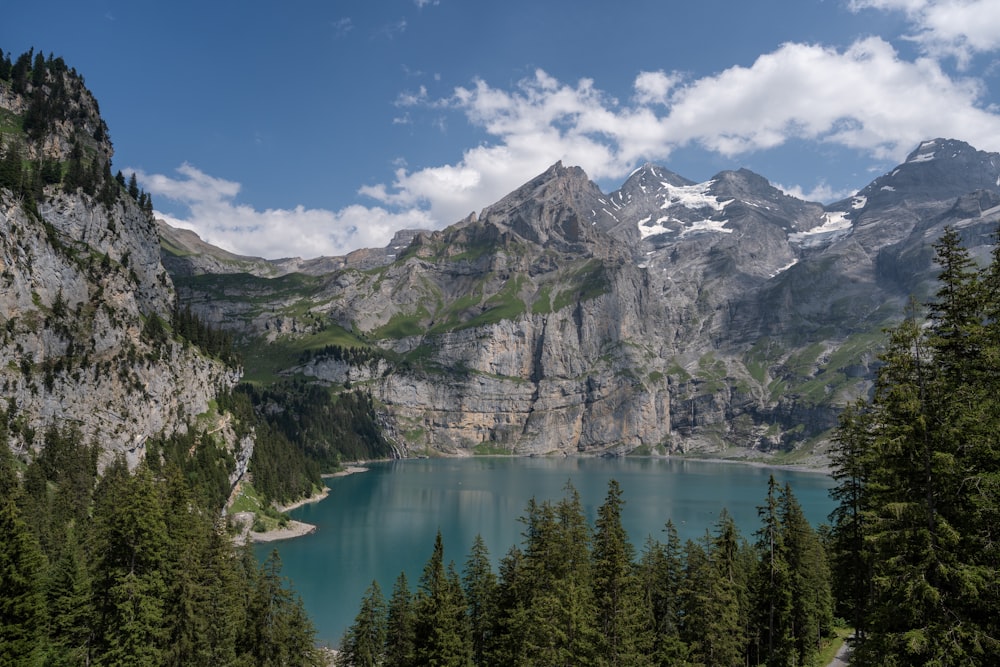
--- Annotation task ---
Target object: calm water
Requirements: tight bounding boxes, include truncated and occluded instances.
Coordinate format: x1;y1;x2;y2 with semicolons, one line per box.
256;457;835;647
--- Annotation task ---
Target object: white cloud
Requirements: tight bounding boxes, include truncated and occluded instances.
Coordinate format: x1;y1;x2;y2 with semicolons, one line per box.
145;34;1000;259
660;38;1000;159
776;181;857;203
849;0;1000;66
633;70;679;105
139;164;433;259
332;17;353;38
361;38;1000;226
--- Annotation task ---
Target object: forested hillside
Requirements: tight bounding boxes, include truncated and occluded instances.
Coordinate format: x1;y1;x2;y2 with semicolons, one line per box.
0;48;330;666
0;432;324;665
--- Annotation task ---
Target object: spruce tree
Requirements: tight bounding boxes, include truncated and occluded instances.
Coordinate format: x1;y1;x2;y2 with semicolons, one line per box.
828;400;874;638
591;479;653;667
637;521;688;665
413;531;472;666
778;483;833;665
0;497;47;666
831;228;1000;664
44;522;93;667
385;571;416;667
338;581;387;667
462;534;497;666
751;475;794;666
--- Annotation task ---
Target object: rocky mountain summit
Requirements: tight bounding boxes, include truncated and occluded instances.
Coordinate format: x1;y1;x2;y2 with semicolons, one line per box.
167;138;1000;461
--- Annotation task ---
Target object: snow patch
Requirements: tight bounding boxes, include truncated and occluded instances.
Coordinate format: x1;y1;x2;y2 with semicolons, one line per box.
851;196;867;210
657;179;730;213
880;185;896;192
909;151;935;163
639;215;732;239
788;211;852;248
769;259;798;278
635;178;734;239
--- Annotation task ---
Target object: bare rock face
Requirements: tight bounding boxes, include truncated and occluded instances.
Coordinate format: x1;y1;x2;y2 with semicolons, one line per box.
167;138;1000;461
0;67;236;469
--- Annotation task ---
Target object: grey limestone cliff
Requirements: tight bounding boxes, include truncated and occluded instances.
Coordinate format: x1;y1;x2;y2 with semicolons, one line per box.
166;140;1000;462
0;63;239;468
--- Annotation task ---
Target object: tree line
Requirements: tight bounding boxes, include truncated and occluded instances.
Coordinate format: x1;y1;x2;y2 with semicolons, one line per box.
0;47;151;216
0;423;325;666
337;477;833;667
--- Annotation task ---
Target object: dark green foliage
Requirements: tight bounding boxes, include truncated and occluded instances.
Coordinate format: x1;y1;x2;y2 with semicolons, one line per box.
0;497;47;666
0;433;319;665
831;226;1000;665
248;551;324;666
337;581;388;667
145;428;235;512
171;304;238;366
638;522;688;665
44;523;94;666
591;479;653;666
237;380;393;467
413;531;473;666
385;571;417;667
462;535;497;666
218;379;393;503
345;479;834;667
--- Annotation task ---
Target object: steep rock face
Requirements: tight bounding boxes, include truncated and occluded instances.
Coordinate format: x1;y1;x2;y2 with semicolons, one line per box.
168;139;1000;460
0;65;237;468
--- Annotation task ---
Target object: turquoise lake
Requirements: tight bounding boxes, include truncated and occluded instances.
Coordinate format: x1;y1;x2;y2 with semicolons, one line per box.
256;457;836;648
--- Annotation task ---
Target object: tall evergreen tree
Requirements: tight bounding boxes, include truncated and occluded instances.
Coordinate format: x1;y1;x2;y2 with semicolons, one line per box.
779;483;833;666
637;521;688;665
828;400;874;638
591;479;653;667
462;534;497;666
337;581;387;667
247;550;323;667
832;228;1000;665
413;531;472;667
0;497;47;666
44;522;94;667
89;460;169;667
751;475;794;666
385;571;417;667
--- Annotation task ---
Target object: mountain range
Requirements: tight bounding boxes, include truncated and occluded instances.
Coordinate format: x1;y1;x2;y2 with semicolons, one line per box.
162;138;1000;464
4;53;1000;470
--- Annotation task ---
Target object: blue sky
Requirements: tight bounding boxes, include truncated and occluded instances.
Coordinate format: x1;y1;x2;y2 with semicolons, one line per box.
5;1;1000;259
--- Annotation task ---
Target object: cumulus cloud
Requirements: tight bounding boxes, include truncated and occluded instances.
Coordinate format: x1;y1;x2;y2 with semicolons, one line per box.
140;164;434;259
361;37;1000;226
849;0;1000;66
775;180;858;203
146;32;1000;259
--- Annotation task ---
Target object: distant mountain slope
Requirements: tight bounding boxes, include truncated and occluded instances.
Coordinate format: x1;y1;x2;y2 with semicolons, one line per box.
165;142;1000;462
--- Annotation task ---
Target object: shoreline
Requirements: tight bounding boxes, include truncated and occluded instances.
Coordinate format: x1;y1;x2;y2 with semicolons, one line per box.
665;454;834;476
247;465;371;543
243;454;829;544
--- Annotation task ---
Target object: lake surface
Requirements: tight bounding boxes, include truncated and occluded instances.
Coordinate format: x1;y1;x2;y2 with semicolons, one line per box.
256;456;836;647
